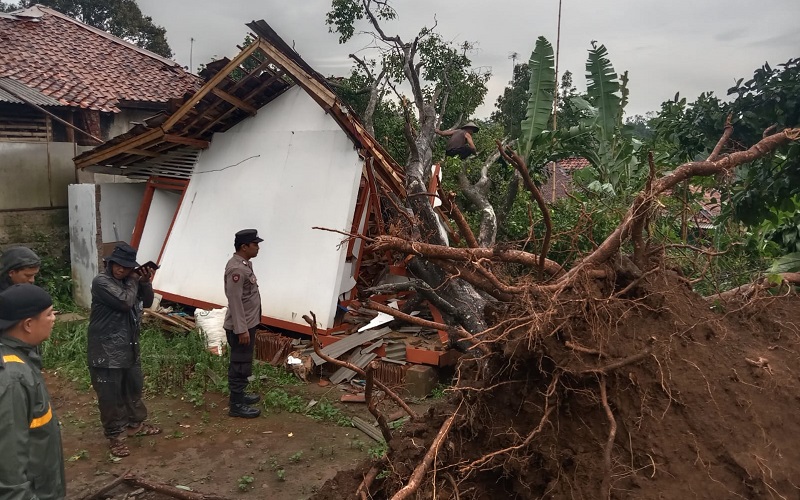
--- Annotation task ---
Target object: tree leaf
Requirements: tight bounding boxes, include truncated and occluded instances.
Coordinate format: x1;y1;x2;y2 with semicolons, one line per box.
519;37;555;158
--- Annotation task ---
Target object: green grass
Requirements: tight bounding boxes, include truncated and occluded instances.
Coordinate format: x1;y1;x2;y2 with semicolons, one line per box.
42;319;352;427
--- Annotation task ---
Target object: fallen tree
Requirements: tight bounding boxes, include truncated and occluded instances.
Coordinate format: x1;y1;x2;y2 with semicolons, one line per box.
311;124;800;500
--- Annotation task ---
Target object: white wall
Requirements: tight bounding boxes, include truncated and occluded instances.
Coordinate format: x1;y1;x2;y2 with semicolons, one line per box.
154;87;363;329
137;189;180;264
68;184;98;308
98;183;145;244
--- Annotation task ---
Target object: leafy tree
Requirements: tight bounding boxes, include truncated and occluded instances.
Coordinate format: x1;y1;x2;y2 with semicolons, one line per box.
15;0;173;58
652;57;800;258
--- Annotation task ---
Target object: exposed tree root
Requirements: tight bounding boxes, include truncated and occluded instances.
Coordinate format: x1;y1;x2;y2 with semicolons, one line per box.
600;375;617;500
390;406;460;500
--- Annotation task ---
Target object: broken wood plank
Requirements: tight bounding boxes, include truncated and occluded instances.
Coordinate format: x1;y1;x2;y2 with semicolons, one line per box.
311;327;389;366
351;416;384;443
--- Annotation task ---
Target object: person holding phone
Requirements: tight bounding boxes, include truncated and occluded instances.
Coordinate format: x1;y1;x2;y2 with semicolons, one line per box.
87;242;161;457
223;229;263;418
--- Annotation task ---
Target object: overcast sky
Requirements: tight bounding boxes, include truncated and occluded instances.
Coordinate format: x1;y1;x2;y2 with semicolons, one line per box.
136;0;799;119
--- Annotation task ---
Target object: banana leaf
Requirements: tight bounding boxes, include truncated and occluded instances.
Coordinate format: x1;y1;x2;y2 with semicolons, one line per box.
520;36;555;158
585;43;621;143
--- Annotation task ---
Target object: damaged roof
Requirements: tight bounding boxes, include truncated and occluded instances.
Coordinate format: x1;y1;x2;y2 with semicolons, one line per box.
0;5;199;112
73;19;405;195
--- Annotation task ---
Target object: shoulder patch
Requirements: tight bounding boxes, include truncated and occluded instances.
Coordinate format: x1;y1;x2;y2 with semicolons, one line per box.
232;274;240;283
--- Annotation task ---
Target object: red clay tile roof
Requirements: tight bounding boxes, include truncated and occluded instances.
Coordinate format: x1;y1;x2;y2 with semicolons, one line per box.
558;157;591;171
0;5;199;113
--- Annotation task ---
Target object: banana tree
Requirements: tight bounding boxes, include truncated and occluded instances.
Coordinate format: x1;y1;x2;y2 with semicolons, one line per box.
569;43;643;197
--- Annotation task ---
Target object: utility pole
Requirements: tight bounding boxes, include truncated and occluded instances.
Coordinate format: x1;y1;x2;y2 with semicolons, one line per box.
508;51;519;84
552;0;563;202
189;37;195;74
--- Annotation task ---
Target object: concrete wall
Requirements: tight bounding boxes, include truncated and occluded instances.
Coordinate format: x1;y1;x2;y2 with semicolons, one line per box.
0;208;70;260
98;183;146;244
68;184;99;308
1;109;152;269
67;182;146;307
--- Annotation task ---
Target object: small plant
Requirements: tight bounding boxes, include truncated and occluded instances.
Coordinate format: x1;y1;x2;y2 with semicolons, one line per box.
430;383;449;399
67;449;89;462
237;475;254;492
275;468;286;481
288;451;303;463
368;441;388;460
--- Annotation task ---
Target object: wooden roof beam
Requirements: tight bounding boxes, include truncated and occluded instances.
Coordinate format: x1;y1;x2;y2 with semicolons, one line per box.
75;127;164;168
211;88;258;115
163;134;209;148
161;42;263;132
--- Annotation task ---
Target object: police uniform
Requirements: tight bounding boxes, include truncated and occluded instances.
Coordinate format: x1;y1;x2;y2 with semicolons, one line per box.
0;285;66;499
223;229;263;409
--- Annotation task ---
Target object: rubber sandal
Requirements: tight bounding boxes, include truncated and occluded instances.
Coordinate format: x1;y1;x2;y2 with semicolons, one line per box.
128;423;162;437
109;437;130;457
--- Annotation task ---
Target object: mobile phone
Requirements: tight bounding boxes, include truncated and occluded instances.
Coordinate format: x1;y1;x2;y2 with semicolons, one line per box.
135;261;160;273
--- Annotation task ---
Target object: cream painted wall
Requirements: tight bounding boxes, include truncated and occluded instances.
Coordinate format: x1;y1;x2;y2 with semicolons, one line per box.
153;87;363;329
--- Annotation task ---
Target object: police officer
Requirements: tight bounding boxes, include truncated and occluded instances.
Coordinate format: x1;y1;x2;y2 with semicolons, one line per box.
0;284;66;499
224;229;263;418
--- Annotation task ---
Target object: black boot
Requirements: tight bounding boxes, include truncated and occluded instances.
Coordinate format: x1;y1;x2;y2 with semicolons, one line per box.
243;393;261;405
229;393;261;418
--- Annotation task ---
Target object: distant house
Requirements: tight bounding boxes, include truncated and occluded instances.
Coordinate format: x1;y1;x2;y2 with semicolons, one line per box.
71;20;405;336
0;5;198;256
540;157;590;203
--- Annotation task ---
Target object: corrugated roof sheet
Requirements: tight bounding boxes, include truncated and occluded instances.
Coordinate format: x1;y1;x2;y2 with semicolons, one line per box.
0;6;200;112
0;77;65;106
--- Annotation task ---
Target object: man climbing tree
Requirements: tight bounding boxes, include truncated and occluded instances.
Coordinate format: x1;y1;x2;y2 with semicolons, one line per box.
436;122;480;159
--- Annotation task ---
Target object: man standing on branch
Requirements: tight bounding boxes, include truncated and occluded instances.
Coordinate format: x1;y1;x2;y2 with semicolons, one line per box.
87;243;161;458
0;284;66;499
224;229;264;418
0;246;41;292
435;122;480;160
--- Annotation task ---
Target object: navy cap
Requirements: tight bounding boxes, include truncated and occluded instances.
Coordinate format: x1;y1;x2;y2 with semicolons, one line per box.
0;284;53;330
234;229;264;248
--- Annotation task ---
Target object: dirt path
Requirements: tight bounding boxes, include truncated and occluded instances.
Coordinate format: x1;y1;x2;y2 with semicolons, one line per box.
49;373;415;499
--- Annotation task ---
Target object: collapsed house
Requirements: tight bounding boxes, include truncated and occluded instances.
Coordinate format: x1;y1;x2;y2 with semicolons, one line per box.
72;21;450;370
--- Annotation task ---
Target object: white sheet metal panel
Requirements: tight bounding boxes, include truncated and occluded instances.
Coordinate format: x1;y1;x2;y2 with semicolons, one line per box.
137;189;180;264
68;184;98;308
154;87;363;329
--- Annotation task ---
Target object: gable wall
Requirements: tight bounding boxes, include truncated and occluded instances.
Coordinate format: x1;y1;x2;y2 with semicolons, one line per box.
152;87;363;330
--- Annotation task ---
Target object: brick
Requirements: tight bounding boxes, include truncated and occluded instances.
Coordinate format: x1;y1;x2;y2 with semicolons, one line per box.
404;365;438;399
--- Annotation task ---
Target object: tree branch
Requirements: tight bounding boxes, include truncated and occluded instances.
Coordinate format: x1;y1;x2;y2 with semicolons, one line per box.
370;235;565;276
560;127;800;282
497;141;553;279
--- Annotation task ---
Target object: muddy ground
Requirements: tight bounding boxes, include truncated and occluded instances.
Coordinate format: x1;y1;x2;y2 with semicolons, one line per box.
50;372;428;499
